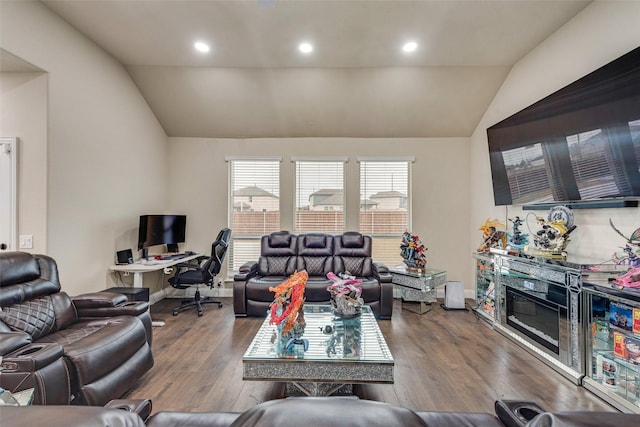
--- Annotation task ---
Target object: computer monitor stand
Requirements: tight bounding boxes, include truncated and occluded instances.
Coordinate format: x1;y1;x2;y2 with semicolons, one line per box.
141;247;149;260
167;243;179;253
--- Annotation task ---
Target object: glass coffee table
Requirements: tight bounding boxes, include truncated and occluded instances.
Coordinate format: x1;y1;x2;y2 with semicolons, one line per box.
242;304;394;396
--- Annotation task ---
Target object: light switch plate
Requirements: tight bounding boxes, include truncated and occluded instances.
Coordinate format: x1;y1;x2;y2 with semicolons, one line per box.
19;235;33;249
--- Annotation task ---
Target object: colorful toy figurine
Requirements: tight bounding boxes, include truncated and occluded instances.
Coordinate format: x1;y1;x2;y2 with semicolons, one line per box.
609;219;640;267
507;216;529;249
530;215;576;257
400;231;427;270
612;265;640;289
477;219;507;253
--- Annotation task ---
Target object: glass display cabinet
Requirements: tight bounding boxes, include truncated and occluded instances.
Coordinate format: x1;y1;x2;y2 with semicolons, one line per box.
490;251;584;384
473;253;497;322
583;282;640;413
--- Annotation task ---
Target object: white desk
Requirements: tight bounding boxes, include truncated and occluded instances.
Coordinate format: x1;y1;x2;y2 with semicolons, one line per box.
110;254;201;288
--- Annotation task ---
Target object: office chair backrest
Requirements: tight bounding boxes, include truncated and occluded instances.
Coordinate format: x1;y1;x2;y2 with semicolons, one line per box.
203;228;231;278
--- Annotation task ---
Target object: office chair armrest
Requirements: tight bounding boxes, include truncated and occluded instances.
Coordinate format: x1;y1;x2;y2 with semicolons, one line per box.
173;262;204;271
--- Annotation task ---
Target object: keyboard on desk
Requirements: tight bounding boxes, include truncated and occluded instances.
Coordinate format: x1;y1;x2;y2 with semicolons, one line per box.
159;253;187;261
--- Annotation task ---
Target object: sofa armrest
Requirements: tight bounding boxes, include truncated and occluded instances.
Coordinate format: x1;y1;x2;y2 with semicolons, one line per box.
0;331;32;355
1;342;71;405
105;399;153;421
73;291;128;308
73;292;152;345
495;400;546;427
73;292;149;317
2;342;64;372
373;262;392;283
234;261;258;281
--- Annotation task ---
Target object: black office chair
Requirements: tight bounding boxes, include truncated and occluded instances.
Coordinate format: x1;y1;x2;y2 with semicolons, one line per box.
169;228;232;316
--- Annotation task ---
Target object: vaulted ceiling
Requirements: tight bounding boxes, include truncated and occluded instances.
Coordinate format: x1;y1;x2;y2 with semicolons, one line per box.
30;1;591;138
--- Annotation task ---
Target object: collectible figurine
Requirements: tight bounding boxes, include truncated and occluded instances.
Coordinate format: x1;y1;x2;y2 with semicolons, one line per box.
609;219;640;267
530;214;576;257
507;216;529;249
612;265;640;289
400;231;427;270
477;219;507;253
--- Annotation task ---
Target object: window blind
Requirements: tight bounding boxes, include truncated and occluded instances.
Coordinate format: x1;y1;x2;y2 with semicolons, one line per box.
359;161;410;267
228;159;280;275
295;160;345;233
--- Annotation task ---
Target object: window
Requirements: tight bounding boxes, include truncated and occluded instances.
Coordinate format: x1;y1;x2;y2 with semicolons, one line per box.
294;159;345;233
359;160;411;267
227;158;280;276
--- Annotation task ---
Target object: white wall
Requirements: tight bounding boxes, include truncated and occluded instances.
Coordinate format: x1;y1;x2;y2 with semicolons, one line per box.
168;137;472;287
0;72;48;254
0;1;169;295
469;1;640;272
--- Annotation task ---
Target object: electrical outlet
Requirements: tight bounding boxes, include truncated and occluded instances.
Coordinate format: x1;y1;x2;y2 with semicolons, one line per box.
217;279;224;287
19;235;33;249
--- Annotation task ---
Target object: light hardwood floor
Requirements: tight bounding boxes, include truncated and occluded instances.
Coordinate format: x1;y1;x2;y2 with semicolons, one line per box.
125;297;616;415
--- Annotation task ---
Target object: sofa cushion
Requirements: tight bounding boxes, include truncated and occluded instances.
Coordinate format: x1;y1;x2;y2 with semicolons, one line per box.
0;251;40;286
230;397;428;427
257;256;297;277
303;233;329;249
268;231;294;248
247;277;291;301
0;296;56;340
38;316;149;387
417;411;504;427
0;405;147;427
341;231;365;248
334;256;373;277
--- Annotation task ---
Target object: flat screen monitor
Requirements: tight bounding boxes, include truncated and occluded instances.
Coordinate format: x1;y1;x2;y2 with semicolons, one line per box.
487;46;640;206
137;214;186;250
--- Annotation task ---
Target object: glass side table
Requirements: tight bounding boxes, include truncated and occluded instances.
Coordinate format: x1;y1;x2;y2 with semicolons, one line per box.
389;266;447;314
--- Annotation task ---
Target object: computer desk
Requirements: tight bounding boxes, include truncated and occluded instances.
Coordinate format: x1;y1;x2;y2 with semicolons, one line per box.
110;253;201;288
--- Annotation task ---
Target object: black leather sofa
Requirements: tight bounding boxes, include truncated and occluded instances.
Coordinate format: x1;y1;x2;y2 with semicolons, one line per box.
1;397;638;427
0;252;154;406
233;231;394;319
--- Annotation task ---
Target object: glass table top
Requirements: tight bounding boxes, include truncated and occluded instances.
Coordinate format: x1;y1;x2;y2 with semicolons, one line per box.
243;305;393;363
389;265;447;278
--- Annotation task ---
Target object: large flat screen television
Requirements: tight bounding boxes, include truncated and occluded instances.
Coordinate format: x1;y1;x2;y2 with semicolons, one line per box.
137;214;186;252
487;46;640;206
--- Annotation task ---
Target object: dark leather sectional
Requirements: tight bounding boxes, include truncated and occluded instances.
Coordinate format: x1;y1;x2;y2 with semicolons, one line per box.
0;252;153;406
233;231;394;319
1;397;639;427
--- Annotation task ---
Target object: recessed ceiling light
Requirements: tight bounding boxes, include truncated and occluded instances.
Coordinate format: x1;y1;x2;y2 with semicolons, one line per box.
299;42;313;54
194;41;210;53
402;41;418;53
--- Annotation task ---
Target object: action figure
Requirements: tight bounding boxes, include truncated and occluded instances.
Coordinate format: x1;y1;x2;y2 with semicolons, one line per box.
507;216;529;249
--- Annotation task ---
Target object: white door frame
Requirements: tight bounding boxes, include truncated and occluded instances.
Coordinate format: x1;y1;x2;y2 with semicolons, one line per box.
0;137;17;251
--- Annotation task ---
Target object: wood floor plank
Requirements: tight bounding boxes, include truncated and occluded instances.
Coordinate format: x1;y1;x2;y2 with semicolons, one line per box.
125;298;617;415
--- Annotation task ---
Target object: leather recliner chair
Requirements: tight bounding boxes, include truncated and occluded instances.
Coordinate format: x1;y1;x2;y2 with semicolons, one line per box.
0;252;154;406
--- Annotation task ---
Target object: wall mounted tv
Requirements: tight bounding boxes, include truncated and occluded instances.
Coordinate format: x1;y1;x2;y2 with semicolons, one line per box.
487;46;640;207
137;214;186;252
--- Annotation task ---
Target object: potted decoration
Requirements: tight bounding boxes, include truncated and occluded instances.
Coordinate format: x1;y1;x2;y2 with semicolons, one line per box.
400;231;427;271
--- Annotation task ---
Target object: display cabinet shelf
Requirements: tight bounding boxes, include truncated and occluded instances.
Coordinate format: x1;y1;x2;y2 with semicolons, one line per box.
473;250;584;384
473;253;497;322
583;283;640;413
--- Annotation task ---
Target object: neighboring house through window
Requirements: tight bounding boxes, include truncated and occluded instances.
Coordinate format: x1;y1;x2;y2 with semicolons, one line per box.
226;157;281;276
294;158;346;233
359;159;412;267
